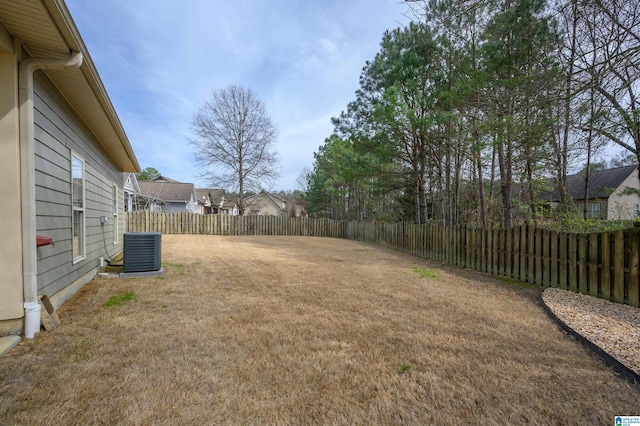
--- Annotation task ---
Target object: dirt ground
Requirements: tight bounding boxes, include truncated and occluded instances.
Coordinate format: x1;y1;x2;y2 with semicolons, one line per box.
1;235;639;425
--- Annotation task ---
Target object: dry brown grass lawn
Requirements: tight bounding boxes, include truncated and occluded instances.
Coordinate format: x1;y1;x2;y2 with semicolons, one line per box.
1;235;639;425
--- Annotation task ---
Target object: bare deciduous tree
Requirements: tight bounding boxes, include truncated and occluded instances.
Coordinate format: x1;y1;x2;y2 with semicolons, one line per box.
574;0;640;162
190;85;279;215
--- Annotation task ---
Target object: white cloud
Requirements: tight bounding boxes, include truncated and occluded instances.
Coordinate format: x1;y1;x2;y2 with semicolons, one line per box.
66;0;409;189
318;38;339;57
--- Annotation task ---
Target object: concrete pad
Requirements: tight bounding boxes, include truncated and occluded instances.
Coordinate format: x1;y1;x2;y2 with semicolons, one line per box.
119;267;164;278
0;335;20;356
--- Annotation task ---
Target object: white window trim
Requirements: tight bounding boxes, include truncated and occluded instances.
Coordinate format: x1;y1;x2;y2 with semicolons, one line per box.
72;152;86;264
113;182;119;245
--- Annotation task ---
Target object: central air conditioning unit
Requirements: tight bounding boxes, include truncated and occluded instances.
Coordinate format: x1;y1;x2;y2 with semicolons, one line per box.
123;232;161;273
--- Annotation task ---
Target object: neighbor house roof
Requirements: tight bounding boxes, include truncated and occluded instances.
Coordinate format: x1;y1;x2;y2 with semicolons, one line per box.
245;190;287;209
0;0;140;172
196;188;225;205
138;181;195;203
153;176;181;183
537;165;638;202
122;172;140;193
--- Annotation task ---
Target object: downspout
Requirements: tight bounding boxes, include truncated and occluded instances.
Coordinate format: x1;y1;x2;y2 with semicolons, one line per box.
19;51;83;339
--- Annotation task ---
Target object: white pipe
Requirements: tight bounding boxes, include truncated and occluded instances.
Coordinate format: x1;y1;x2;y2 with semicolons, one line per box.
19;51;83;339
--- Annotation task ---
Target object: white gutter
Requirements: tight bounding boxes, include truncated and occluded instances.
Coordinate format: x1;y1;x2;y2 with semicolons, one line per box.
19;51;83;339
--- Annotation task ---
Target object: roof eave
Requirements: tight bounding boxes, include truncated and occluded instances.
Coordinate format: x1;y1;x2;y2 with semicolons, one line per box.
43;0;140;172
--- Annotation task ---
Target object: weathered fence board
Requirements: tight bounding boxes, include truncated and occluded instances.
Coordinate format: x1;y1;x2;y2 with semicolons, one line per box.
613;230;625;304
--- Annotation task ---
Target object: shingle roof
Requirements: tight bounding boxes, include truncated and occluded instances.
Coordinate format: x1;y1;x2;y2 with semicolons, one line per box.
537;165;638;202
195;188;225;204
153;176;181;183
138;181;195;203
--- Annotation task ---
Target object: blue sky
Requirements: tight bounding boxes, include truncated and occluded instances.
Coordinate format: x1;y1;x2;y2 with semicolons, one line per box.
66;0;410;190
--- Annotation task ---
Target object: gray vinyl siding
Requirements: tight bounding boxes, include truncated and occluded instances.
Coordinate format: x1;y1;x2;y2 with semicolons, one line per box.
33;72;125;297
164;202;188;213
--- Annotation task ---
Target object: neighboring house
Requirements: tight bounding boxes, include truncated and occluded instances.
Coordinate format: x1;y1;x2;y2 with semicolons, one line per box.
123;172;141;212
0;1;140;338
153;175;181;183
196;188;225;214
221;200;239;216
137;181;199;213
537;165;640;219
123;173;164;211
290;203;308;218
244;191;288;216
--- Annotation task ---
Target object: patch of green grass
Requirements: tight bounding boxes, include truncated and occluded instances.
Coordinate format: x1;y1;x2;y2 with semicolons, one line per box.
413;267;438;279
353;248;369;252
103;291;137;307
400;363;412;373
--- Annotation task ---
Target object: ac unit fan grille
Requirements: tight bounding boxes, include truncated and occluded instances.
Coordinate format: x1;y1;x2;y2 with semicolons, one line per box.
123;232;161;273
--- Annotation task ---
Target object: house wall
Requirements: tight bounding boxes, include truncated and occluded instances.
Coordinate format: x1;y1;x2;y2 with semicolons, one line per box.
187;195;197;213
0;35;24;325
33;73;124;300
607;168;640;219
163;196;198;213
246;193;286;216
163;202;188;213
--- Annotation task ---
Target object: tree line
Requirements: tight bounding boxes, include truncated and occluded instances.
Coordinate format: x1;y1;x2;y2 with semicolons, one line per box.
305;0;639;227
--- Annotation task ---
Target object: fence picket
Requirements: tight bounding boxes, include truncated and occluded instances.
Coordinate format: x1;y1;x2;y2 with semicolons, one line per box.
613;230;625;303
578;234;587;294
602;232;611;300
535;228;542;286
629;228;640;306
541;229;550;287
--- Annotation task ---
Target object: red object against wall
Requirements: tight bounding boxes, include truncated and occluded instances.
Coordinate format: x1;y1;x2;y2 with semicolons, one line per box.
36;236;53;247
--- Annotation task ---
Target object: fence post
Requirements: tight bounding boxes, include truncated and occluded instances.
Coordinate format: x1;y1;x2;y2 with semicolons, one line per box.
578;234;587;294
549;230;557;287
492;228;498;275
559;232;568;290
602;232;611;299
466;225;472;269
588;233;598;296
569;233;578;291
613;230;624;303
481;227;487;273
512;226;520;279
535;228;542;285
505;227;512;278
629;227;640;307
542;228;550;287
527;224;535;283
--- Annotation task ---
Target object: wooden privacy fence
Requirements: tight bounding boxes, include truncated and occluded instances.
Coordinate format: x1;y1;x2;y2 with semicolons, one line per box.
346;221;640;307
124;212;639;307
125;211;347;238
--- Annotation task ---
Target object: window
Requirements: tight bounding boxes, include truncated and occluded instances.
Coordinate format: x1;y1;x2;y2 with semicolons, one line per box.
579;202;601;219
635;203;640;217
113;183;119;244
124;191;131;212
71;153;85;262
